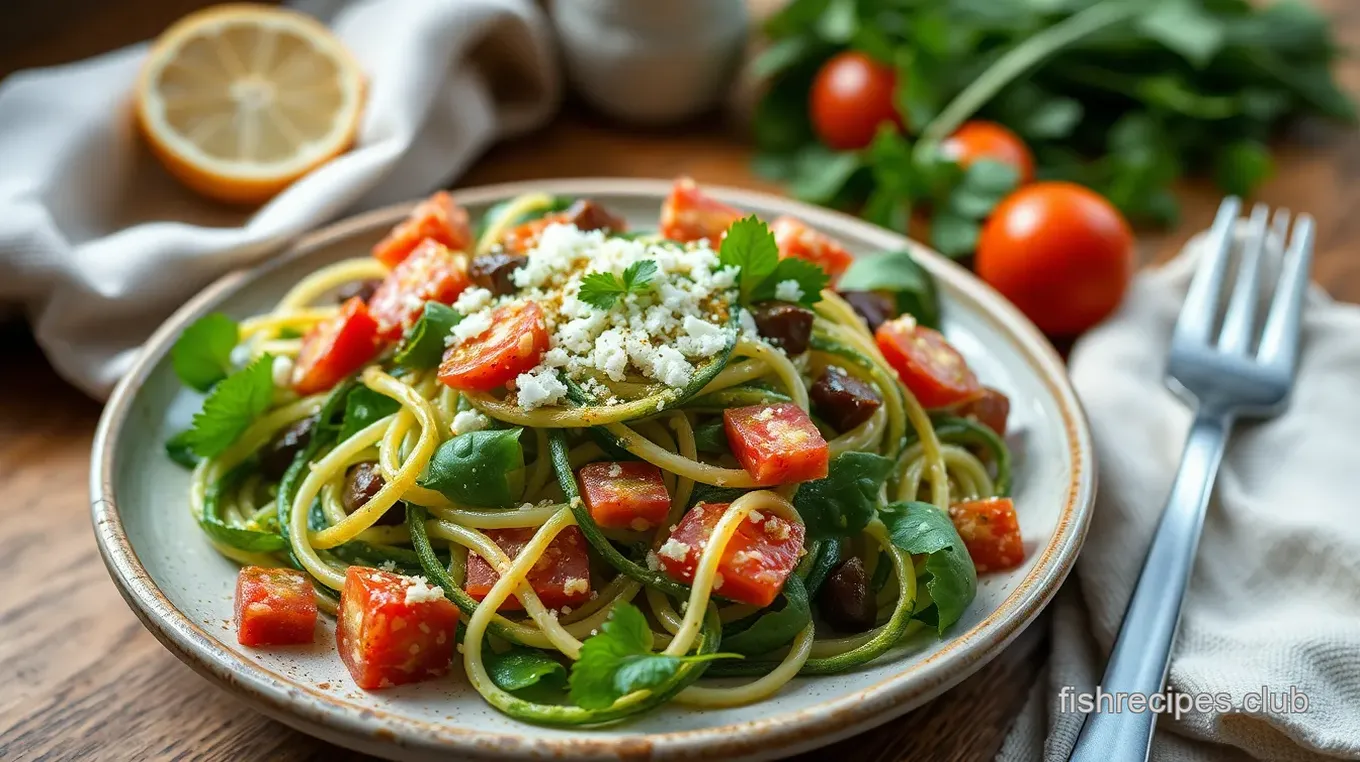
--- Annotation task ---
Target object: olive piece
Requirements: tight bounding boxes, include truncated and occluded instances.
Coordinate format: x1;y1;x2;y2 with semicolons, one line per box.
839;289;898;334
819;556;877;633
562;199;626;233
259;415;318;480
334;278;380;305
468;251;526;295
751;301;814;355
810;366;883;433
343;462;404;525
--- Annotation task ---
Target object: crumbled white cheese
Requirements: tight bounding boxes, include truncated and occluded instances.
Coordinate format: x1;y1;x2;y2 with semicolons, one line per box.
658;538;691;562
453;286;493;315
753;407;776;422
764;519;792;541
378;560;398;572
515;366;568;409
271;355;294;388
403;576;445;605
607;463;624;478
774;279;804;303
747;510;764;524
563;577;589;596
451;410;489;436
712;573;725;590
645;551;661;571
448;310;492;346
677;315;729;358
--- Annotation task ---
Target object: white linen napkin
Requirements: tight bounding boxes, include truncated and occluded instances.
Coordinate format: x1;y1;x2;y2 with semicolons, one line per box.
999;233;1360;761
0;0;559;399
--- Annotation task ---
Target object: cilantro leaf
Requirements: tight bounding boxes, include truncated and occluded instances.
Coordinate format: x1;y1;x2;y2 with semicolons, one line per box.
183;353;276;458
749;257;829;307
567;603;740;709
578;260;659;310
719;216;780;304
394;302;462;369
171;313;239;392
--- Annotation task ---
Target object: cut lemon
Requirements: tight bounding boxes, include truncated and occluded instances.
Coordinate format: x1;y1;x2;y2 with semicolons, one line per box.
135;4;365;205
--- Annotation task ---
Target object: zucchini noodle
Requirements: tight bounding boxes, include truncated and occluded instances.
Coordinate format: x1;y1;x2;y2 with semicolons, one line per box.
177;189;1013;725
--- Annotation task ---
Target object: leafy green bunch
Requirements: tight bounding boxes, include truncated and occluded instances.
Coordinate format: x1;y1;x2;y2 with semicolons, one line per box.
754;0;1354;250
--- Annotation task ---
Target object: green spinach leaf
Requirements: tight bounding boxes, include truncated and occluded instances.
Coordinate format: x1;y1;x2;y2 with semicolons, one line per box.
880;500;977;633
793;451;896;539
419;428;526;508
394;302;462;369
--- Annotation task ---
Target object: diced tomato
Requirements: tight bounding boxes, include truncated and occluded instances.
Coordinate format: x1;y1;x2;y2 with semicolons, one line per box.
372;191;473;268
367;239;471;340
336;567;459;690
948;498;1024;573
770;215;854;283
659;177;743;243
233;566;317;646
657;502;805;607
723;403;829;485
875;316;983;409
956;387;1010;436
464;526;592;612
437;302;549;392
292;297;380;395
577;461;672;530
499;200;627;254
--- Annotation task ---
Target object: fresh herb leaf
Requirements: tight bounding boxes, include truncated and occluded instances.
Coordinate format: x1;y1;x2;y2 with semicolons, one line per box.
578;260;659;310
719;216;781;304
183;354;276;458
692;419;731;455
418;428;526;508
164;429;200;469
687;483;749;509
568;603;739;709
930;211;981;259
1214;140;1274;197
1137;0;1226;69
485;646;567;693
171;313;239;392
785;146;864;205
793;452;896;540
837;249;941;329
394;302;462;369
749;257;830;307
721;575;811;655
880;501;977;633
338;386;401;442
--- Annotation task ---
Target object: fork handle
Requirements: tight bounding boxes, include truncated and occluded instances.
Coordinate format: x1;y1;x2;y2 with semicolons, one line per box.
1068;410;1234;761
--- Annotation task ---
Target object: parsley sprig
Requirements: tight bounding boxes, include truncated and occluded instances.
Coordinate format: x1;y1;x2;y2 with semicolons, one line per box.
183;353;276;458
577;260;659;310
718;216;828;307
567;603;740;709
170;313;239;392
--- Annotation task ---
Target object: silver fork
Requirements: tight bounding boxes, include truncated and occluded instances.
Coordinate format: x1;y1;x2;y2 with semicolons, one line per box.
1068;198;1315;761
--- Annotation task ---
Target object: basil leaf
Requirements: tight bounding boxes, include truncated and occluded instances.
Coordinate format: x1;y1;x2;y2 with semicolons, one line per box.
165;429;200;469
394;302;462;369
419;428;526;507
485;646;567;693
183;354;276;458
722;575;811;655
837;248;940;328
793;452;896;540
338;386;401;441
171;313;239;392
880;501;977;633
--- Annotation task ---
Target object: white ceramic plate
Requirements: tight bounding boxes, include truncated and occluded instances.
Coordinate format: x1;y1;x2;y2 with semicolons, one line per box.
91;179;1094;761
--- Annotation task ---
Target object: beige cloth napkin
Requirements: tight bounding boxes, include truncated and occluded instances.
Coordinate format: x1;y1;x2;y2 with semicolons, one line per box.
0;0;558;399
999;233;1360;761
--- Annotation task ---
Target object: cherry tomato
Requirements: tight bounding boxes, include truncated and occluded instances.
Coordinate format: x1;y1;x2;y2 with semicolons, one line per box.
809;51;902;150
723;402;829;484
578;461;672;531
976;182;1134;336
463;527;592;611
875;316;982;409
940;121;1035;184
949;498;1024;573
660;177;743;243
367;239;471;340
770;215;855;282
372;191;473;268
292;297;380;395
658;501;805;608
437;302;549;392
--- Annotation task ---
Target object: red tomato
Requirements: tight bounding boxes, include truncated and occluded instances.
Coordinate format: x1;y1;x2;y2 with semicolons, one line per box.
940;121;1035;184
372;191;473;268
659;177;743;243
948;498;1024;573
233;566;317;646
955;386;1010;437
336;567;459;689
875;316;982;409
437;302;549;392
976;182;1134;336
292;297;380;395
723;403;829;485
464;526;592;612
578;461;672;531
770;215;854;283
809;51;902;150
657;502;805;608
500;200;627;254
367;239;471;340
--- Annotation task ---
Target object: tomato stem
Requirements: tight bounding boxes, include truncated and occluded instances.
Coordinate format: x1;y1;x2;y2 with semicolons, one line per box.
914;0;1142;159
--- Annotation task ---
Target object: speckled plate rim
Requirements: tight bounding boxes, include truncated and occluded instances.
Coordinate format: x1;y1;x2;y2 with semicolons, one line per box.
91;178;1094;761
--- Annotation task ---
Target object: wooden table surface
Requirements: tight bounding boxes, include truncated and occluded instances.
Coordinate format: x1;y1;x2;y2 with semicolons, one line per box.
3;2;1359;761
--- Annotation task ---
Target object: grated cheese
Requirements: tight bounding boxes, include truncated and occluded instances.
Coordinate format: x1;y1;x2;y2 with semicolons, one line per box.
774;279;804;302
451;410;489;436
403;575;445;605
658;538;690;562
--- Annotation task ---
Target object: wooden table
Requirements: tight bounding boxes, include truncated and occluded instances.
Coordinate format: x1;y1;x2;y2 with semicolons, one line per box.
3;2;1359;760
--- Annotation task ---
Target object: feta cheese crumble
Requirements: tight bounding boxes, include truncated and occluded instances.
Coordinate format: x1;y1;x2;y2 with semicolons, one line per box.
658;538;691;562
271;355;294;388
452;286;493;315
451;410;489;436
403;576;445;605
774;279;804;302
